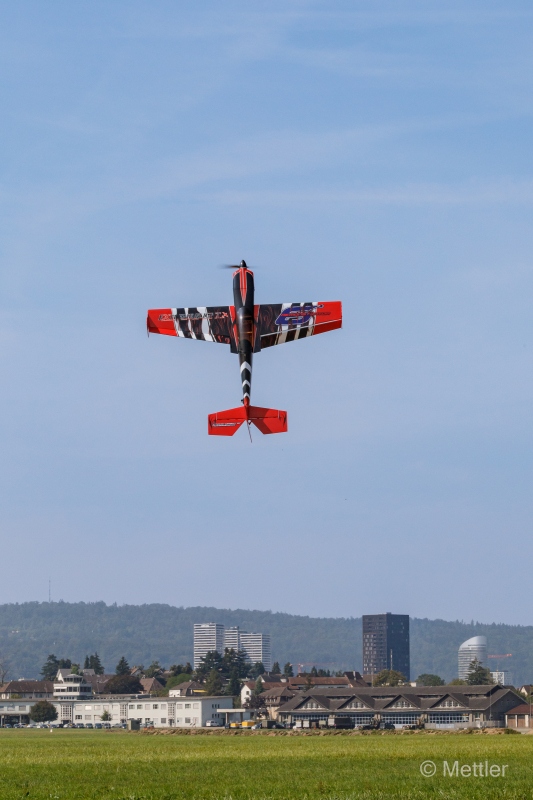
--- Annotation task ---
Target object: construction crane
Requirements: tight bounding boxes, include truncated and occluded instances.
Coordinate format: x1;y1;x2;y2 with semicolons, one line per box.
488;654;512;676
297;662;336;675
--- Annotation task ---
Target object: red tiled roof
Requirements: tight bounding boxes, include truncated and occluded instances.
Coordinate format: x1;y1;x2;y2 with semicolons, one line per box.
506;704;533;715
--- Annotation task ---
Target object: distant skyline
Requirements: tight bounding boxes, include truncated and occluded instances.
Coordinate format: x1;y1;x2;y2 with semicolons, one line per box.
1;1;532;625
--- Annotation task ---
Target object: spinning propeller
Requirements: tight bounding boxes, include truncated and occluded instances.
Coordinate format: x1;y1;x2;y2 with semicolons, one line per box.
219;260;257;270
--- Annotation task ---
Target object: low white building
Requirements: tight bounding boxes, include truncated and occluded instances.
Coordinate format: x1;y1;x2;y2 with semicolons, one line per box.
0;694;238;728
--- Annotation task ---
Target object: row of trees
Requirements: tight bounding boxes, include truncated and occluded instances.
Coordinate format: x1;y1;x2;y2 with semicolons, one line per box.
38;653;501;692
372;659;495;687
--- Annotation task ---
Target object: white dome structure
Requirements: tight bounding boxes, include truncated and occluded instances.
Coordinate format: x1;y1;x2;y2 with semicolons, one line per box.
458;636;487;680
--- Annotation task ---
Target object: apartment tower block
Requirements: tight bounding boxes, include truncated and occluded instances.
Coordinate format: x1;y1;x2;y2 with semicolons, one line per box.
362;613;410;680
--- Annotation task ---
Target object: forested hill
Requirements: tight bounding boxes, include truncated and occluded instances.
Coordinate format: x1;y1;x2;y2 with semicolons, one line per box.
0;602;531;684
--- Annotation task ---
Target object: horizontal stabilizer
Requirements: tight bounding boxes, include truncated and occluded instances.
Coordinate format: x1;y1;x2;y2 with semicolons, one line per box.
208;405;287;436
207;406;246;436
248;405;288;434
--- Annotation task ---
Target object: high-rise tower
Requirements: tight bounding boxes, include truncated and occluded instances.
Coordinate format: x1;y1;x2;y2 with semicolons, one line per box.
193;623;225;668
362;613;410;680
458;636;487;681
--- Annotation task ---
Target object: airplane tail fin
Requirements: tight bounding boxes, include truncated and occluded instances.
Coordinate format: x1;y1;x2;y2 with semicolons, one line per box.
208;405;287;436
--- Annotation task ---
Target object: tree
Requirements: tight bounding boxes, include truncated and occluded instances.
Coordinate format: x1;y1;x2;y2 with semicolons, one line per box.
29;700;57;723
84;655;90;669
272;662;281;674
303;673;314;691
145;661;164;679
448;679;467;686
245;693;267;711
70;663;80;675
0;657;10;684
89;653;104;675
41;655;72;681
104;675;142;694
221;648;252;678
100;710;112;721
373;670;406;687
226;669;240;696
466;658;493;685
310;666;318;677
204;669;223;696
253;676;264;695
195;651;223;681
251;662;265;679
115;656;130;676
283;662;294;677
416;674;445;686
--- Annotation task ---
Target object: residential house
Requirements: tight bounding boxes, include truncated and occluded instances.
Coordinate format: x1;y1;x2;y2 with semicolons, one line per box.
169;681;206;697
140;678;165;694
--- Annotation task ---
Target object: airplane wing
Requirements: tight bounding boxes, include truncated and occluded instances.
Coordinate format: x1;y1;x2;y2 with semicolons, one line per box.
147;306;236;348
254;302;342;351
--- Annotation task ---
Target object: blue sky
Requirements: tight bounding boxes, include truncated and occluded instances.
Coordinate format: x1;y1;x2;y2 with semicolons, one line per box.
1;1;532;625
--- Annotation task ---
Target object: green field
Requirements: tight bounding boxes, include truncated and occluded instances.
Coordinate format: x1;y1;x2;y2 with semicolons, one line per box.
0;729;532;800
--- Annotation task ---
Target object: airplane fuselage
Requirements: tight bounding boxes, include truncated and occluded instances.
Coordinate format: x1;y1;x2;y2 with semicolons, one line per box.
233;261;255;405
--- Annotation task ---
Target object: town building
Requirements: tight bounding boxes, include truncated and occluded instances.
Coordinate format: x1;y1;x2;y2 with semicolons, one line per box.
490;671;513;686
194;623;272;671
193;623;225;668
362;613;410;679
224;626;241;651
458;636;487;680
169;681;205;697
260;686;297;719
275;684;522;729
0;681;53;700
505;703;533;729
53;671;93;699
239;632;272;672
240;673;369;707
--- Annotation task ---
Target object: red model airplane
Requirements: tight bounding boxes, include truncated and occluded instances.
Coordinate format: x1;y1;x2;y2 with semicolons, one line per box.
146;261;342;436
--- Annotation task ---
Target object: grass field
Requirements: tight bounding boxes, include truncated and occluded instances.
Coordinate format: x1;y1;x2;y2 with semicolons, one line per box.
0;729;532;800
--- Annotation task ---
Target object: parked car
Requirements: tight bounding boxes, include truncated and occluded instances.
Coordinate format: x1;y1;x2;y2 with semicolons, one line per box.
3;724;13;728
94;723;103;729
85;723;94;729
103;723;111;729
75;723;85;728
205;720;223;727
